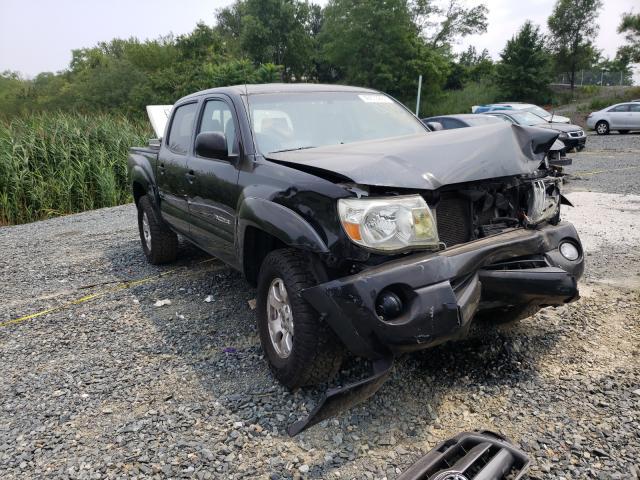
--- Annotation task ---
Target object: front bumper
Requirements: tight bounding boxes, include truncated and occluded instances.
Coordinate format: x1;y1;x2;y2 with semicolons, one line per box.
303;222;584;359
562;136;587;150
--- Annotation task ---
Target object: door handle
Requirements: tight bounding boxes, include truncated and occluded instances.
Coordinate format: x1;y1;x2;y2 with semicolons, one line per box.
185;170;196;183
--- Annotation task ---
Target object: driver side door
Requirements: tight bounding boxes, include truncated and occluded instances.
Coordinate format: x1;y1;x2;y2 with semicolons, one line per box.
185;96;242;265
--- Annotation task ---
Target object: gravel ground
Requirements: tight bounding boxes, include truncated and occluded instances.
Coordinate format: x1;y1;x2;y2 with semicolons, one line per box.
1;135;639;479
564;131;640;195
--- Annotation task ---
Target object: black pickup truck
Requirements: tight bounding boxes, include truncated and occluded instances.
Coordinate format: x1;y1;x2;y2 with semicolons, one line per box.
128;84;584;433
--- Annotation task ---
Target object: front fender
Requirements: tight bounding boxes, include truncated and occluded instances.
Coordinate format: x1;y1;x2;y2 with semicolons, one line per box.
237;197;329;253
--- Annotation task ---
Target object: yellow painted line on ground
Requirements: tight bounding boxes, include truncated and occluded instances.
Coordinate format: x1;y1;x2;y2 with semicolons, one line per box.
1;259;216;328
573;165;640;176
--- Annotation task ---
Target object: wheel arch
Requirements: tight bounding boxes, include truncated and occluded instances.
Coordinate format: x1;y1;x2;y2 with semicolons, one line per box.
130;165;154;206
237;198;329;285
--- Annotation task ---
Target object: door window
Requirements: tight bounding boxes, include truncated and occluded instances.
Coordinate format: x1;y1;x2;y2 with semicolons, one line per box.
198;100;238;156
629;104;640;112
167;103;198;154
440;118;465;129
609;104;630;112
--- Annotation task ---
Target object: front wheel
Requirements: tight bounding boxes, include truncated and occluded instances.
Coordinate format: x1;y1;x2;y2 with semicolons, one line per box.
595;121;609;135
257;249;344;389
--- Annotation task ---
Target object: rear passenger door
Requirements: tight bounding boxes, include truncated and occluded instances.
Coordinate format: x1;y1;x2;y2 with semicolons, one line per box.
607;104;629;129
157;101;198;235
628;103;640;129
185;96;242;264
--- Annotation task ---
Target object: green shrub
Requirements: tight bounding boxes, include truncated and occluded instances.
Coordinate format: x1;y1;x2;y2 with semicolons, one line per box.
0;112;151;225
420;81;500;117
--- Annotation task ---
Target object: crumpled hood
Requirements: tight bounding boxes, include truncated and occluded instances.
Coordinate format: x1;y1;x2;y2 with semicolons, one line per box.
266;123;558;190
534;122;582;133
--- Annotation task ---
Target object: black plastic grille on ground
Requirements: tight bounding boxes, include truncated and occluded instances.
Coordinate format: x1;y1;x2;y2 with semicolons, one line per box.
436;196;471;248
397;431;530;480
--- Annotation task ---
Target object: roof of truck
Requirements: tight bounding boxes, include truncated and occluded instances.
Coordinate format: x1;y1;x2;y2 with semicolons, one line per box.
179;83;377;102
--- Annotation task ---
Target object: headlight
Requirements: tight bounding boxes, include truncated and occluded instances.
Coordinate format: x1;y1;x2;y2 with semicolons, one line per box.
558;132;568;139
527;180;560;224
338;195;439;251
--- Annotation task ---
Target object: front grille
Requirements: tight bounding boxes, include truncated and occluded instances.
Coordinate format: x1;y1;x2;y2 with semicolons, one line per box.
569;130;584;137
436;196;471;248
397;430;530;480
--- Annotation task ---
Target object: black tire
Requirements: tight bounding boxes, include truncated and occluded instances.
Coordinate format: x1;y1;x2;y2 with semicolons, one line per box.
619;130;630;134
137;195;178;265
595;121;609;135
256;248;344;389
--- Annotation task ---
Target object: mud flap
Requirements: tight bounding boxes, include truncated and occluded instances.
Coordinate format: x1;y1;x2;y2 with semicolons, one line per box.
288;356;394;436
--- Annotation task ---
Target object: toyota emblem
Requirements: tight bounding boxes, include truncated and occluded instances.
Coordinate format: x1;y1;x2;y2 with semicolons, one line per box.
432;472;469;480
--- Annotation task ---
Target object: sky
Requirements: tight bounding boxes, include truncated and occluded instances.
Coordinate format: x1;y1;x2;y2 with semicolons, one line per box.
0;0;637;79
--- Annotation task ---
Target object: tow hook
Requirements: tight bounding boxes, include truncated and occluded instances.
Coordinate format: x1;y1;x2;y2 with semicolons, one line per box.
288;355;394;436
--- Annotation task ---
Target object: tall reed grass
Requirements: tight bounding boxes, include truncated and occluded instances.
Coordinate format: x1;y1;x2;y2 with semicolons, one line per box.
0;112;150;225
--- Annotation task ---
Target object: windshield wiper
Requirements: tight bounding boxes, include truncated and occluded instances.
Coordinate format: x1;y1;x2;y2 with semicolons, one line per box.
269;146;317;154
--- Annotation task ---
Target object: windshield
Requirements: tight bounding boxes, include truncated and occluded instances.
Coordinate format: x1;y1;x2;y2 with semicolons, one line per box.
509;111;547;126
247;91;426;154
524;106;551;118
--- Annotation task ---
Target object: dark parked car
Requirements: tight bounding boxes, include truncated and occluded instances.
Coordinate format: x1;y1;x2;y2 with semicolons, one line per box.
128;84;583;433
422;114;571;167
421;113;503;129
488;110;586;151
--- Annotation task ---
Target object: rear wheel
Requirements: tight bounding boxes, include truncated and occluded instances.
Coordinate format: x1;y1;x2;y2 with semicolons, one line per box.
257;249;344;389
137;195;178;264
595;121;609;135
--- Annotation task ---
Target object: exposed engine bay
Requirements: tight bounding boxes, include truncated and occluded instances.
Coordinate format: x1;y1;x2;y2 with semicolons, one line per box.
344;174;565;253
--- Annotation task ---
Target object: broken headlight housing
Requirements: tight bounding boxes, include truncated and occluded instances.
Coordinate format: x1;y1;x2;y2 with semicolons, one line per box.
338;195;439;251
525;179;560;225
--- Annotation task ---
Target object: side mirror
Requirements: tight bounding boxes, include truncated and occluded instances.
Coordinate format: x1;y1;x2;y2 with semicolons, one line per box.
195;131;228;159
425;121;443;131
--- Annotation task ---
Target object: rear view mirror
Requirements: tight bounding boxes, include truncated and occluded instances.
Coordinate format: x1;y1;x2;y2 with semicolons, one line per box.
195;131;228;159
425;121;443;131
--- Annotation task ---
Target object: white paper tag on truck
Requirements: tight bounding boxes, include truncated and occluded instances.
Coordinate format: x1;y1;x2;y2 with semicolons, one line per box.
358;94;393;104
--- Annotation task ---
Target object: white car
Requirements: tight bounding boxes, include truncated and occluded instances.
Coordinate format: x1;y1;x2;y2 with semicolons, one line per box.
586;102;640;135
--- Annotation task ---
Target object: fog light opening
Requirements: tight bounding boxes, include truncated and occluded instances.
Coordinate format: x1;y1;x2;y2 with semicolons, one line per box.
559;241;580;261
375;290;404;321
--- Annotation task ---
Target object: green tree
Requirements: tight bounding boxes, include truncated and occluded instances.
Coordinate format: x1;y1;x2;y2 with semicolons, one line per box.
216;0;314;80
496;21;552;103
594;53;633;86
0;71;28;117
459;46;494;81
547;0;602;90
411;0;488;50
618;11;640;63
320;0;448;101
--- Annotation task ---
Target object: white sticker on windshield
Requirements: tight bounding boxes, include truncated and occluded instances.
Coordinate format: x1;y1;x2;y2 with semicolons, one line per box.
358;94;393;103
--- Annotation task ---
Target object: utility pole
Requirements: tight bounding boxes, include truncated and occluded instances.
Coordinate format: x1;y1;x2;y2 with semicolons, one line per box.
415;75;422;117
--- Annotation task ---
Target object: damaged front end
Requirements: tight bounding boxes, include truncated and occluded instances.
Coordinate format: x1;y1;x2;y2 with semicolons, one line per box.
273;124;584;434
